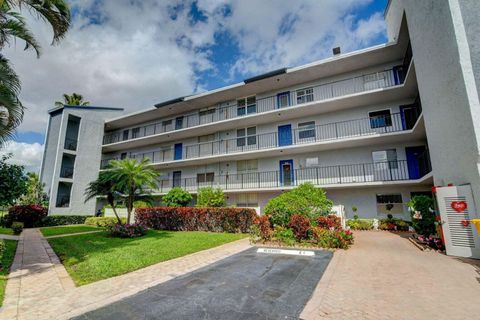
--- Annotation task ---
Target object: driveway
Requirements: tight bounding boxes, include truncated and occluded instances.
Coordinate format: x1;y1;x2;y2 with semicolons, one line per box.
73;247;333;320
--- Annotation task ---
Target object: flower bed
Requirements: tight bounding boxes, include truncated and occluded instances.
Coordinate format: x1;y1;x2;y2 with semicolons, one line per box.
135;207;256;233
250;214;353;249
106;223;146;238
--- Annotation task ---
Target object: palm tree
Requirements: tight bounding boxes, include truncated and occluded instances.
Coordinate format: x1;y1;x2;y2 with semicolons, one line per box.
55;93;90;107
85;174;123;224
85;158;159;224
0;0;70;145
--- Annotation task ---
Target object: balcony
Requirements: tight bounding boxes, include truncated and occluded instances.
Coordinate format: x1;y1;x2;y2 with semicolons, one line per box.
152;159;432;194
103;68;402;145
60;166;74;179
101;111;422;169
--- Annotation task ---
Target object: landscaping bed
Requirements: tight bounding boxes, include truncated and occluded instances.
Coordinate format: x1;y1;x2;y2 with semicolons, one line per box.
47;230;247;285
40;225;101;237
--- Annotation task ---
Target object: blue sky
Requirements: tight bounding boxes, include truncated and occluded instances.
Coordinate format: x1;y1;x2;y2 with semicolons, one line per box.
2;0;389;171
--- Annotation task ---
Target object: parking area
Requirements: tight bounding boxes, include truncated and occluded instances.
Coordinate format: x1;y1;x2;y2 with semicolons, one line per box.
73;247;332;320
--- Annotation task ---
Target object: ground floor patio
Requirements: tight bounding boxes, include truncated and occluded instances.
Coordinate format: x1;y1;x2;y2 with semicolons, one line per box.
1;230;479;319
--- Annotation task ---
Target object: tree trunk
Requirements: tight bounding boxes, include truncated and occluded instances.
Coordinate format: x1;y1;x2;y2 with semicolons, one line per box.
107;193;123;225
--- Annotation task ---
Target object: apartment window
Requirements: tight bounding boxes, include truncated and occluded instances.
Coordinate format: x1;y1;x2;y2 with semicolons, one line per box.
237;127;256;147
132;127;140;138
296;88;314;104
197;172;214;183
122;130;129;141
277;92;290;108
162;119;172;131
369;109;392;128
237;96;256;116
376;194;403;215
236;193;258;207
237;159;258;173
120;152;127;160
372;149;398;169
298;121;316;139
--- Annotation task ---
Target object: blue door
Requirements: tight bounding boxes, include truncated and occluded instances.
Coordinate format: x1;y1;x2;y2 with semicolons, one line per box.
405;146;426;179
278;124;293;146
172;171;182;187
279;160;294;186
174;143;183;160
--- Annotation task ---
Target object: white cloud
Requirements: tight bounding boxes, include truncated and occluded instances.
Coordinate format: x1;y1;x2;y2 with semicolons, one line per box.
0;141;44;173
3;0;386;136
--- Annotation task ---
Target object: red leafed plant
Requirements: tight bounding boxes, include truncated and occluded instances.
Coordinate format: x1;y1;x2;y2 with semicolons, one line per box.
254;215;272;241
288;214;311;241
317;215;341;230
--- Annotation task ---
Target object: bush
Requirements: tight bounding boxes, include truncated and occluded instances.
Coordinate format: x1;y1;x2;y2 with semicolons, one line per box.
162;188;193;207
3;205;47;228
265;183;333;227
312;227;354;249
196;187;226;207
347;219;374;230
250;215;272;242
12;222;24;235
41;215;92;227
408;195;435;236
317;215;342;230
135;207;256;233
106;223;146;238
288;214;311;241
272;226;295;246
85;217;127;227
379;218;410;231
0;239;5;263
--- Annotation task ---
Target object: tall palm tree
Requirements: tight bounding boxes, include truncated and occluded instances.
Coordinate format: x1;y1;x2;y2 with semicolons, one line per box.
0;0;70;145
55;93;90;107
86;158;159;224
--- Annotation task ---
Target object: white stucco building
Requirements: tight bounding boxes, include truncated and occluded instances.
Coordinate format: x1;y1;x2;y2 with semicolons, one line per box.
41;0;480;222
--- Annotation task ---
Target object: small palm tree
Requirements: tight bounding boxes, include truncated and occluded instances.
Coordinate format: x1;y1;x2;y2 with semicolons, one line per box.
55;93;90;107
85;158;159;224
85;174;123;224
0;54;22;145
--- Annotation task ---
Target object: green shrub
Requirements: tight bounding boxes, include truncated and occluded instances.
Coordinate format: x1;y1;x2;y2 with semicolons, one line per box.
11;222;24;235
378;218;410;231
133;200;152;208
0;239;5;263
162;188;192;207
347;219;374;230
272;226;295;246
196;187;226;207
312;227;354;249
408;195;435;236
85;217;127;227
264;183;333;227
41;215;92;226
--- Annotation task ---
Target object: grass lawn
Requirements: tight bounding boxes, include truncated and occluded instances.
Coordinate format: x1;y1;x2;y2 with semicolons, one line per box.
0;228;13;235
48;230;247;286
40;225;101;237
0;240;18;306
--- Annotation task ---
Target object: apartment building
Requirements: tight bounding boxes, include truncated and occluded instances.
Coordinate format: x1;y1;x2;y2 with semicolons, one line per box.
41;0;480;224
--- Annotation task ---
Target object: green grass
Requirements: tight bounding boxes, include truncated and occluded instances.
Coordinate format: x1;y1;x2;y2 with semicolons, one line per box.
40;225;101;237
48;231;247;286
0;228;13;235
0;240;18;306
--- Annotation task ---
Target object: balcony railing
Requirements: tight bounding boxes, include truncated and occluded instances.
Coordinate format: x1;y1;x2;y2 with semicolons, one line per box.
101;111;420;168
64;137;78;151
103;68;400;145
60;166;74;179
55;195;70;208
151;160;430;193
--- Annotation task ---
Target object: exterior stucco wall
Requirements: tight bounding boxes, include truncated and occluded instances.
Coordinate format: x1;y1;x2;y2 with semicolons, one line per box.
386;0;480;209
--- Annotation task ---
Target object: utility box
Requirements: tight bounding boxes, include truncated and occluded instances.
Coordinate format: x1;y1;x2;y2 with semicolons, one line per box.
435;185;480;259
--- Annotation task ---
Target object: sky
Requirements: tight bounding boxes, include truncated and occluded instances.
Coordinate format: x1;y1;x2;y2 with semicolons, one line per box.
0;0;388;172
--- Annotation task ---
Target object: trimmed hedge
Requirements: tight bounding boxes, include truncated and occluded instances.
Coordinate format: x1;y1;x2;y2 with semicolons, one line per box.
85;217;127;227
41;215;92;227
135;207;256;233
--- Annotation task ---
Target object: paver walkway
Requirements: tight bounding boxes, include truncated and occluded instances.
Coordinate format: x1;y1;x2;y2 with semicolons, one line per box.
0;229;251;320
301;231;480;320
